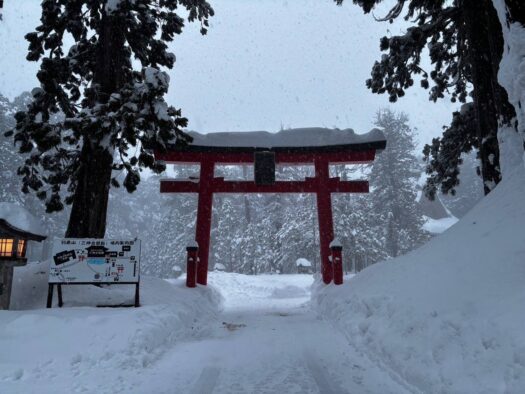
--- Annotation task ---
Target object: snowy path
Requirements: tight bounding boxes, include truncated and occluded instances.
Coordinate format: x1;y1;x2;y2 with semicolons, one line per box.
129;273;410;394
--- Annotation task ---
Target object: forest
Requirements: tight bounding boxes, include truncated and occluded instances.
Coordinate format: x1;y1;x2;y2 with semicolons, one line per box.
2;95;482;276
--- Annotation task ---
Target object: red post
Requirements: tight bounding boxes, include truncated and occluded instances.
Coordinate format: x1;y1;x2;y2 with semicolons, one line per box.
331;241;343;285
315;158;334;284
195;161;214;285
186;244;198;288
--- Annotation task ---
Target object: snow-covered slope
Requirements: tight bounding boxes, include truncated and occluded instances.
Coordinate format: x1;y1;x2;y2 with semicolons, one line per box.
1;264;221;393
313;166;525;393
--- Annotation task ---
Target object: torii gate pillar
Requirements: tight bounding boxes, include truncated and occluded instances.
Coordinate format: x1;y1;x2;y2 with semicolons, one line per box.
315;158;334;284
195;161;214;285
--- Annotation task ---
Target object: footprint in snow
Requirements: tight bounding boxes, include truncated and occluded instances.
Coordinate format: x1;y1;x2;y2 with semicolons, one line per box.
222;322;246;331
5;369;24;381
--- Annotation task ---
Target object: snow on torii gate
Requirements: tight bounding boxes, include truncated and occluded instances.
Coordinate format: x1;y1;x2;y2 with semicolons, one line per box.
154;127;386;286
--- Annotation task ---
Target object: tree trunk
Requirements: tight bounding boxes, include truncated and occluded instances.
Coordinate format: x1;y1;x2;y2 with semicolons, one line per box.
66;146;113;238
65;13;125;238
463;0;516;194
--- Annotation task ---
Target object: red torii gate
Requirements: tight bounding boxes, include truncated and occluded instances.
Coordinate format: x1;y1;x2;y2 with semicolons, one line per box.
154;128;386;286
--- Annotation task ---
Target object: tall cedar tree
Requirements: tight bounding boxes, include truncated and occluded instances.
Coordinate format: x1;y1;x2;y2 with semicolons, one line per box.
335;0;516;197
6;0;213;238
370;109;428;258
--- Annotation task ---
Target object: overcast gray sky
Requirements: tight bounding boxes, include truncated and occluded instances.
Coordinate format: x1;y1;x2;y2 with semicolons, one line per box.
0;0;459;150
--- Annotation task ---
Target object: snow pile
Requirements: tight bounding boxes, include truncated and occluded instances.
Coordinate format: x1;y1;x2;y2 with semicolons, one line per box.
313;166;525;393
0;202;46;237
295;257;312;267
187;127;385;148
1;263;221;392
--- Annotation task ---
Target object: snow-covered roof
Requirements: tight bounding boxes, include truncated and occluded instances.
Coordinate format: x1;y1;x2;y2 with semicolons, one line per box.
295;258;312;267
186;128;385;149
0;202;47;240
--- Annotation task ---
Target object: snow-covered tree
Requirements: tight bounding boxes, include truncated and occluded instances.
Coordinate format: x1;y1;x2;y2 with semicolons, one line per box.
1;92;70;239
208;165;321;275
335;0;517;196
438;152;484;217
1;93;25;204
369;109;429;258
6;0;213;238
277;194;318;273
258;194;286;273
142;193;196;277
332;159;389;270
212;194;245;272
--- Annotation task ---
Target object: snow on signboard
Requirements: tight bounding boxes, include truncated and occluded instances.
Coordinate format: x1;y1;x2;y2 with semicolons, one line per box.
49;239;141;284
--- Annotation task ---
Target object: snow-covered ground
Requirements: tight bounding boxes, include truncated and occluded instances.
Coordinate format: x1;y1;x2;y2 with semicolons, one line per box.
2;268;414;393
129;272;409;394
313;166;525;393
207;271;312;311
1;265;221;393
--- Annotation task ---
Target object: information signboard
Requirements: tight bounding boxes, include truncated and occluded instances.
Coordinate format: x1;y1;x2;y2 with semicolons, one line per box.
49;239;141;284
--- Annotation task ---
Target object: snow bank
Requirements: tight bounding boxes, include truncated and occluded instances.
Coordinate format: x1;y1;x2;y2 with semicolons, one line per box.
0;202;46;237
187;127;385;148
313;166;525;393
1;262;221;392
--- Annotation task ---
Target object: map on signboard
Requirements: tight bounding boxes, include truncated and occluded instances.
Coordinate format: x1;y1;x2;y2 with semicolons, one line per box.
49;239;141;283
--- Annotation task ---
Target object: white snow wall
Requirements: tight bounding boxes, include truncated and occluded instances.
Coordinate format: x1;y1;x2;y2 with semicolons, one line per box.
493;0;525;174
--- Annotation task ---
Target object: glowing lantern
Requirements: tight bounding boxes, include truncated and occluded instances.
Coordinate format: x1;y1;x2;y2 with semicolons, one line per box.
0;203;47;309
0;237;27;260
